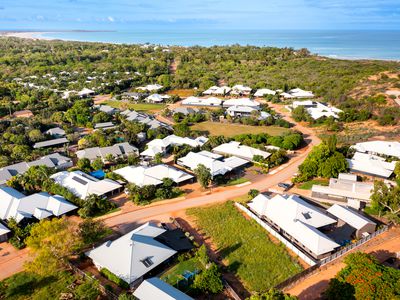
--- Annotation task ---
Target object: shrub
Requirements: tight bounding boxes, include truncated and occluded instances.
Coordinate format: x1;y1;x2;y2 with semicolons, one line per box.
100;268;129;289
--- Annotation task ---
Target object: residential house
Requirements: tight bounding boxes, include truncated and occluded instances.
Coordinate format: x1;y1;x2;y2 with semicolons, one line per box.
352;141;400;159
134;277;193;300
114;164;194;187
172;107;201;116
248;194;339;259
33;137;69;149
311;173;374;209
289;101;342;120
121;92;147;101
78;88;95;98
145;94;170;103
0;186;77;224
94;122;117;131
213;141;271;161
50;171;123;199
45;127;66;138
12;110;34;118
141;135;208;158
280;88;314;99
76;142;139;162
181;96;222;107
0;222;10;242
254;88;276;97
121;110;172;131
137;84;163;92
346;152;396;179
327;204;376;238
95;105;119;115
231;85;252;96
203;86;231;96
222;98;261;108
0;153;73;185
86;222;177;286
177;151;248;178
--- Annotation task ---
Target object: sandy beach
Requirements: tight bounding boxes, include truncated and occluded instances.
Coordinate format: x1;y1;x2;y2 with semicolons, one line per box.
1;31;53;40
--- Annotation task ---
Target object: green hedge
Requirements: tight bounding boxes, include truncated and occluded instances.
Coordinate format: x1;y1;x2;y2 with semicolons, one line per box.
100;268;129;289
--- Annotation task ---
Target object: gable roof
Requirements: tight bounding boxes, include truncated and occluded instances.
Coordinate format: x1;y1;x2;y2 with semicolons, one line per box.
134;277;193;300
223;98;260;108
352;141;400;159
248;194;339;256
50;171;122;199
86;223;176;284
327;204;376;230
254;88;276;97
76;143;138;161
347;152;396;178
45;127;66;137
213;141;271;161
33;137;69;149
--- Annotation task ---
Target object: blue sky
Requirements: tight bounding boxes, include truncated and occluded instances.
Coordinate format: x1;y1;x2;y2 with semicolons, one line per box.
1;0;400;30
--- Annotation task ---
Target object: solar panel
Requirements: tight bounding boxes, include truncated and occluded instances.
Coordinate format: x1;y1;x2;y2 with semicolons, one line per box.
72;176;88;185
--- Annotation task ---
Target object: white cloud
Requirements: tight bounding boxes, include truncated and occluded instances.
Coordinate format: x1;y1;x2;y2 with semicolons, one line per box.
107;16;114;22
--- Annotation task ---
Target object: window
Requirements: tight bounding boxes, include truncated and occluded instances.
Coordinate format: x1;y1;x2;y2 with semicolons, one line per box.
141;257;154;268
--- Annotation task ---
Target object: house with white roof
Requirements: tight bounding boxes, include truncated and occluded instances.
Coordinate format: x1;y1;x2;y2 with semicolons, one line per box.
311;173;374;209
352;141;400;159
222;98;260;108
50;171;123;200
145;94;170;103
346;152;396;179
203;86;231;96
181;96;222;107
33;137;69;149
134;277;193;300
0;186;77;224
254;88;276;97
213;141;271;162
289;101;342;120
248;194;339;259
141;135;208;158
231;85;252;96
137;84;163;92
114;164;194;187
86;222;177;285
45;127;66;138
281;88;314;99
95;105;119;115
78;88;95;98
0;222;10;242
121;110;172;131
177;151;248;178
327;204;376;239
76;143;139;162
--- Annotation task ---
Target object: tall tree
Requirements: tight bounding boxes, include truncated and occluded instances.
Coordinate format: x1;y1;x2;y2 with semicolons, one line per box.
194;164;212;189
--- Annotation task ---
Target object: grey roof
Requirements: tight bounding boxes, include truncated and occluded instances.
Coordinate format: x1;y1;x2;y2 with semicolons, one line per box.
134;277;193;300
33;138;69;149
0;153;72;185
76;142;139;161
94;122;116;129
97;105;118;114
122;110;172;130
45;127;66;137
173;107;200;115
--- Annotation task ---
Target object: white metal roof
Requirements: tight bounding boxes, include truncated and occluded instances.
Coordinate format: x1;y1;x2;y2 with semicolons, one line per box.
248;194;339;256
352;141;400;159
226;105;257;113
51;171;122;199
182;96;222;106
213;141;271;161
223;98;260;108
86;222;176;284
0;222;10;236
114;165;193;187
78;88;95;96
254;88;276;97
327;204;376;230
347;152;396;178
134;277;193;300
76;143;138;161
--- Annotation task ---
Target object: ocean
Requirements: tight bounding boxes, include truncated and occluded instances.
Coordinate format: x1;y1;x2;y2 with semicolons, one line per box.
39;30;400;60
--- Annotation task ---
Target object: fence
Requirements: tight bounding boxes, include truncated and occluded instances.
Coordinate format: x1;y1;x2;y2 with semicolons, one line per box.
235;203;318;266
68;262;119;300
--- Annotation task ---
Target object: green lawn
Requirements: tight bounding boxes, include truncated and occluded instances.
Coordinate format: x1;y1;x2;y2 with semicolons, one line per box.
225;177;249;186
105;100;166;112
160;257;204;287
0;271;76;300
299;179;329;190
190;122;290;137
187;202;303;292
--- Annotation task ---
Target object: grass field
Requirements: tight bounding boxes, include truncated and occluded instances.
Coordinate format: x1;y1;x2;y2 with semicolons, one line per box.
299;179;329;190
191;122;290;137
105;100;165;112
188;202;303;292
225;177;249;186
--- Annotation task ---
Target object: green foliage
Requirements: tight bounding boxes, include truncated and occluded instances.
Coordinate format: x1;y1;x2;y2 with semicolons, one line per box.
192;263;224;294
295;137;348;182
173;122;191;137
196;244;210;267
194;164;212;189
79;218;112;245
118;294;136;300
248;289;298;300
7;218;33;249
248;189;260;199
188;202;302;292
127;179;183;204
325;252;400;300
65;99;93;126
77;158;92;172
100;268;130;289
370;181;400;223
291;106;310;122
74;278;100;300
78;194;117;218
91;157;104;171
